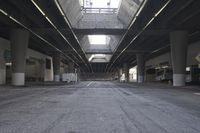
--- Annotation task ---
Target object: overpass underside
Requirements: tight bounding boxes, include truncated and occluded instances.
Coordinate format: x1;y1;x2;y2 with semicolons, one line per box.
0;0;200;86
0;0;200;132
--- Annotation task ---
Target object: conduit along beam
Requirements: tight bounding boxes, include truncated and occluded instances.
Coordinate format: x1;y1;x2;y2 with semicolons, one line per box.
0;8;86;72
54;0;93;73
104;0;147;73
30;0;92;72
106;0;172;73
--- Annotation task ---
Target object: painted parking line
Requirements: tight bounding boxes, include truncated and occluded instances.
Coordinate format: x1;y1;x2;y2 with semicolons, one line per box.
194;93;200;95
87;82;93;87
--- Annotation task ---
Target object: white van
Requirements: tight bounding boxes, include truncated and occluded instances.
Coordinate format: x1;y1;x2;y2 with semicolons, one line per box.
155;68;173;81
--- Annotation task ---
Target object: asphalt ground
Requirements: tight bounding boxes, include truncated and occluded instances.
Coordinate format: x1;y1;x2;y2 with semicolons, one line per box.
0;81;200;133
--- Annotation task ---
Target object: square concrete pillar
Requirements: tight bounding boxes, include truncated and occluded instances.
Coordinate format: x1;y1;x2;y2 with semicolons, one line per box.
10;29;29;86
170;31;188;86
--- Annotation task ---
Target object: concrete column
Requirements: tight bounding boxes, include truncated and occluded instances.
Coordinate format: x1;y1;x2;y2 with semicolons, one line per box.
136;53;145;83
53;52;61;82
0;63;6;85
64;64;68;73
123;63;129;82
68;62;74;73
77;68;81;82
117;68;121;82
170;31;188;86
0;47;6;85
10;29;29;86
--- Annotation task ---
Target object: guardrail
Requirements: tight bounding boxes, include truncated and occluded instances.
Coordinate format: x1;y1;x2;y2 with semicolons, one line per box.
81;7;118;14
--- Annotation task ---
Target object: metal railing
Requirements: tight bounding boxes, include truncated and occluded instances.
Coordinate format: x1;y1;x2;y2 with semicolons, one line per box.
81;7;118;14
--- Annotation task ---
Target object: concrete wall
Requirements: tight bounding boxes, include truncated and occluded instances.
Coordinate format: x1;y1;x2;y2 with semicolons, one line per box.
0;37;53;84
58;0;128;29
58;0;83;27
26;49;53;81
146;53;172;68
0;38;10;84
76;14;125;29
79;35;90;52
60;62;68;74
80;73;114;81
109;35;122;51
117;0;141;27
86;45;111;53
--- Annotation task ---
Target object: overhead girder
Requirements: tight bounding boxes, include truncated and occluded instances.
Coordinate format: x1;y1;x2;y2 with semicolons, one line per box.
107;0;200;73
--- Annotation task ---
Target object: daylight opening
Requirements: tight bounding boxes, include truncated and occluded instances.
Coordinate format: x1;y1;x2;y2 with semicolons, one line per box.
88;35;110;45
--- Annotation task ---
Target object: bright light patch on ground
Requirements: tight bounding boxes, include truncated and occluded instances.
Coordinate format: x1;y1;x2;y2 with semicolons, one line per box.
89;54;106;62
88;35;107;45
84;0;120;8
194;93;200;96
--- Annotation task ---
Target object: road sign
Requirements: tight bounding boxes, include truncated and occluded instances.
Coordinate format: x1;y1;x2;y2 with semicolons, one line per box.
196;54;200;62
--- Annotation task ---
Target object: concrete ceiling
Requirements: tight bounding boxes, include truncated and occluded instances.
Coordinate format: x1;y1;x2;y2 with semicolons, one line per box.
1;0;200;73
57;0;143;65
59;0;142;29
75;13;125;29
78;35;122;54
117;0;143;27
78;35;122;63
58;0;83;27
